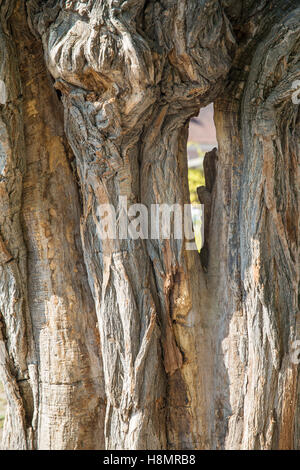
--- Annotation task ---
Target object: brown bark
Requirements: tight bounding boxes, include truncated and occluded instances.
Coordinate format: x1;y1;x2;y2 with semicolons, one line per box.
0;0;299;450
203;2;300;449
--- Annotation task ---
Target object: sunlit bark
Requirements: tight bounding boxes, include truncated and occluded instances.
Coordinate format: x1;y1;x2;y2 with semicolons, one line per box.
0;0;299;450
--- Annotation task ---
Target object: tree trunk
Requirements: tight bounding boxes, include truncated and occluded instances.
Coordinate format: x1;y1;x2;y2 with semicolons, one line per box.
0;0;105;449
210;4;300;448
0;0;299;450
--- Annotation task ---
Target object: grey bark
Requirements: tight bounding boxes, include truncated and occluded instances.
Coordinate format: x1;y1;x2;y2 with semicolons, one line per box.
0;0;299;450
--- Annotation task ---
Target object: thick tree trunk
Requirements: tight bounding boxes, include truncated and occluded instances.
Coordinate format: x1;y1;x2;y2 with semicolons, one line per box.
211;8;300;449
206;3;300;449
0;0;299;450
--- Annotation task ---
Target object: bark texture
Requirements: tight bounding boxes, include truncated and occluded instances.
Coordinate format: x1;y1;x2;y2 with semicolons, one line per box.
1;0;105;450
208;3;300;449
0;0;299;450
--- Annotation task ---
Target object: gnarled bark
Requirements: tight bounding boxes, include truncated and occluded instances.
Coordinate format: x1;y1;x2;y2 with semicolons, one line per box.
205;1;300;449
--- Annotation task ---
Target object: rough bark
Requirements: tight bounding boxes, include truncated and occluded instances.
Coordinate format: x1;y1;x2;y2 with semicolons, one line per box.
0;0;299;450
1;0;105;450
204;1;300;449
